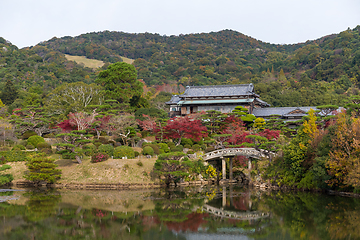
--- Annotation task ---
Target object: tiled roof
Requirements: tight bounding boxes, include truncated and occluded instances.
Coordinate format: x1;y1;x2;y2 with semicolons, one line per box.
253;107;317;118
254;98;270;107
165;95;181;105
179;84;256;98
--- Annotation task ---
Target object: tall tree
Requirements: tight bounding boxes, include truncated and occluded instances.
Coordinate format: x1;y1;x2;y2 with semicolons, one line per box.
95;62;143;108
0;77;18;105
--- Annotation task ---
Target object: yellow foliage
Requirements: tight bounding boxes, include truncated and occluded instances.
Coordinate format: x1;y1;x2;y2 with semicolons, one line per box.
303;109;319;140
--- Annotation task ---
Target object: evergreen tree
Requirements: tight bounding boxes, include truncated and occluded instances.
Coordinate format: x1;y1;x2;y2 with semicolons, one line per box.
25;154;61;184
0;77;18;105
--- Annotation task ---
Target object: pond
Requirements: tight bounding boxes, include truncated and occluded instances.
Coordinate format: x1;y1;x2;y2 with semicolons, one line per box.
0;186;359;240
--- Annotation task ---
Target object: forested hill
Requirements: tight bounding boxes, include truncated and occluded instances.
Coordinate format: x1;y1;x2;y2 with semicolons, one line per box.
0;37;100;93
1;26;360;107
37;29;307;86
36;27;360;106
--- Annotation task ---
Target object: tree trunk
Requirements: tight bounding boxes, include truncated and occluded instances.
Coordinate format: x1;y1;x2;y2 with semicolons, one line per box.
75;155;82;164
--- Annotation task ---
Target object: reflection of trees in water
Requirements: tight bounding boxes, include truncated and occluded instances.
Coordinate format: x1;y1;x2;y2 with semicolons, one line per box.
24;189;61;222
262;191;360;240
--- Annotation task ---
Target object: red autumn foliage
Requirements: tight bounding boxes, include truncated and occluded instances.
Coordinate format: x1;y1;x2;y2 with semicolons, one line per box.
137;114;157;132
258;129;280;140
158;116;208;144
57;119;76;132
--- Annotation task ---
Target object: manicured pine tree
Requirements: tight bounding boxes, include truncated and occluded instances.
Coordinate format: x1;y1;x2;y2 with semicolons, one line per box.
25;154;61;184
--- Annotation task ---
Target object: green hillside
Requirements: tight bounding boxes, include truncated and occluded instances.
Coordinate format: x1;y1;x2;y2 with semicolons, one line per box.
1;26;360;108
37;27;360;107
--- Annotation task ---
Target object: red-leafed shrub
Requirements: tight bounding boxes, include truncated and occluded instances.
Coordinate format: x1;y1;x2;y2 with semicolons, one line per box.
91;152;109;163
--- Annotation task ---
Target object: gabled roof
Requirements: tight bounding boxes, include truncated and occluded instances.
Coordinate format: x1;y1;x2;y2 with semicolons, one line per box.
254;98;270;107
179;84;257;98
165;95;181;105
253;107;317;118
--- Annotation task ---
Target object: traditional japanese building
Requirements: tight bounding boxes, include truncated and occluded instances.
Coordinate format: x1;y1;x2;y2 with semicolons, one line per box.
252;106;317;121
166;84;270;118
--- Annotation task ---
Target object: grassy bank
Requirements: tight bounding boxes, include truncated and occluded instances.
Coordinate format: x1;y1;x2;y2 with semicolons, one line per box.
3;155;158;185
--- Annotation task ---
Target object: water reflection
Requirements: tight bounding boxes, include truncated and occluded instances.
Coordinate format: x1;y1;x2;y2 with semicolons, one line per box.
1;187;360;239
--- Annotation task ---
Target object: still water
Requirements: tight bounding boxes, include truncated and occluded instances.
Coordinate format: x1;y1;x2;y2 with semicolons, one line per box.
0;186;359;240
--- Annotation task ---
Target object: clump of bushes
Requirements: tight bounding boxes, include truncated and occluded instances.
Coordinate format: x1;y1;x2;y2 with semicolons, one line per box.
83;143;97;156
13;145;26;151
27;135;45;148
91;153;109;163
114;146;135;159
98;144;114;157
26;144;35;150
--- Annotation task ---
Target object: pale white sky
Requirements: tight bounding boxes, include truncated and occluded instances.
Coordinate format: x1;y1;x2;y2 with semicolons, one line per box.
1;0;359;48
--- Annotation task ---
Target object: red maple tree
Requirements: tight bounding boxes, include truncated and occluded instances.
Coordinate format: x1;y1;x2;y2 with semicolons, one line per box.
158;116;208;145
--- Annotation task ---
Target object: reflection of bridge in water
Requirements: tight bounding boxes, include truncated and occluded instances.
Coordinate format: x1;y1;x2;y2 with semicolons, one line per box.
199;187;270;221
202;204;270;220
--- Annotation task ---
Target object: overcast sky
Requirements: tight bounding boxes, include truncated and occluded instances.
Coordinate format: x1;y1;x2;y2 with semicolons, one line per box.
1;0;360;49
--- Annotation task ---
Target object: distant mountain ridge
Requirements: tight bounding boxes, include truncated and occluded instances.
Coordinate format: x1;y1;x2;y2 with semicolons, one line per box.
1;26;360;107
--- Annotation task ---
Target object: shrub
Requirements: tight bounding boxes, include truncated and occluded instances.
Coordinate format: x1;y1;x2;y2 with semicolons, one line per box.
93;141;102;148
181;138;193;147
142;146;154;156
91;152;109;163
187;150;195;154
192;144;201;152
137;161;143;167
40;148;53;155
13;144;26;151
27;135;45;148
158;152;186;160
184;144;191;149
0;173;14;185
37;142;51;150
158;143;170;153
83;143;97;156
171;145;184;152
22;131;37;140
134;151;140;157
114;146;135;159
98;144;114;156
148;144;160;155
62;152;76;159
167;142;175;149
0;150;29;162
26;144;35;150
19;140;28;147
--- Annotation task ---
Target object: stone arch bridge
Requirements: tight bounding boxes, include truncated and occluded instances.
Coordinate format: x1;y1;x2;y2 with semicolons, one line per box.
203;148;271;181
